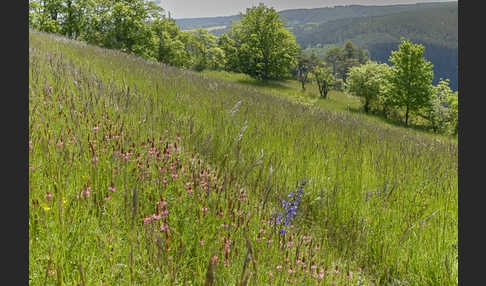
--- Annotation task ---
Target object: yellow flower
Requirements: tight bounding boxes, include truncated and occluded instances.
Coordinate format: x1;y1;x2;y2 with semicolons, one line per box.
42;205;51;211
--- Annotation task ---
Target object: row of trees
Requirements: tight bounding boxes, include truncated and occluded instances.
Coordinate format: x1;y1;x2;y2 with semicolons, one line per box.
29;1;300;79
29;0;228;70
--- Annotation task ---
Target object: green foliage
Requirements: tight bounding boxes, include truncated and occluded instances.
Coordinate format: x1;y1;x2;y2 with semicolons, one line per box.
151;18;192;68
346;61;390;113
312;66;335;99
294;51;320;91
228;5;299;80
217;33;239;72
388;40;435;126
421;79;458;134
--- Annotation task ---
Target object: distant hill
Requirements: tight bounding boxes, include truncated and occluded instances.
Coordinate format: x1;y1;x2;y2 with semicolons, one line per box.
175;1;458;90
295;3;457;89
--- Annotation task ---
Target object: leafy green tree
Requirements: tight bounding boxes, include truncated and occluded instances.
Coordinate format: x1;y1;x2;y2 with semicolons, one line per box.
388;39;434;126
339;41;363;83
446;88;458;135
325;46;343;76
420;78;457;133
312;66;335;99
217;33;239;72
228;5;299;80
295;51;319;91
151;17;192;68
346;61;391;113
29;0;63;33
189;28;221;71
103;0;156;58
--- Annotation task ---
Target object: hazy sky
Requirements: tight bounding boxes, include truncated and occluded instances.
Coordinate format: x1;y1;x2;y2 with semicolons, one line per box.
156;0;455;19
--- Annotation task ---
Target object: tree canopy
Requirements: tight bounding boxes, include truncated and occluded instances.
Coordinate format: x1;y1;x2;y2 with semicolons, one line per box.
227;5;300;80
387;39;434;126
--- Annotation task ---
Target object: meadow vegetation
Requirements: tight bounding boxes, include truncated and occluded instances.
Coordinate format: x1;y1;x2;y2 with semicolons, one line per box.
29;29;457;285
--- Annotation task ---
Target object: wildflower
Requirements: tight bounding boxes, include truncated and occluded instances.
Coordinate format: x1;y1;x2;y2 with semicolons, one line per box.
275;181;305;235
81;186;91;198
199;239;205;246
288;269;294;274
108;185;116;193
276;265;282;270
268;271;273;278
187;188;194;195
104;195;111;201
143;217;152;224
201;207;208;215
210;255;219;265
45;192;53;201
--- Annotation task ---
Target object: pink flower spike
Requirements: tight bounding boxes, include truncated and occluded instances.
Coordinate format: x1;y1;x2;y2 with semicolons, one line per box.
187;188;194;195
276;265;282;270
143;217;152;224
210;255;219;265
288;269;294;274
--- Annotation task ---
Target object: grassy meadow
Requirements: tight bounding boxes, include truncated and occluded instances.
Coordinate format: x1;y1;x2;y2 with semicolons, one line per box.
29;30;457;285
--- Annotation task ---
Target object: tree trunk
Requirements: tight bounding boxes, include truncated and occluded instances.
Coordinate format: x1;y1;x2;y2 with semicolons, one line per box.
405;105;410;126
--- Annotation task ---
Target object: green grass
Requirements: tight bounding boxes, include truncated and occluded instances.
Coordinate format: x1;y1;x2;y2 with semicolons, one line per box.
29;30;457;285
201;70;455;140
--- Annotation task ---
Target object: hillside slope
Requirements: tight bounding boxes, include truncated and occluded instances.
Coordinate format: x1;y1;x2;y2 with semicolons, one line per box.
29;30;457;285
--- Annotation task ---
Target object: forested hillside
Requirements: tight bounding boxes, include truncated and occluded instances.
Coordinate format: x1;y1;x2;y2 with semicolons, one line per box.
296;3;458;89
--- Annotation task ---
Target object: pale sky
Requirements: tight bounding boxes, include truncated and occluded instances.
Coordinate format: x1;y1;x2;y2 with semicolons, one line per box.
155;0;455;19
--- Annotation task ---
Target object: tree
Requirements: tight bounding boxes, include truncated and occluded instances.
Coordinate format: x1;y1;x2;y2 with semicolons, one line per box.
346;61;391;113
151;17;192;68
388;39;434;126
325;46;343;76
217;33;239;72
339;41;362;83
446;88;458;135
295;51;319;91
29;0;63;33
228;5;299;80
312;66;335;99
420;78;457;133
